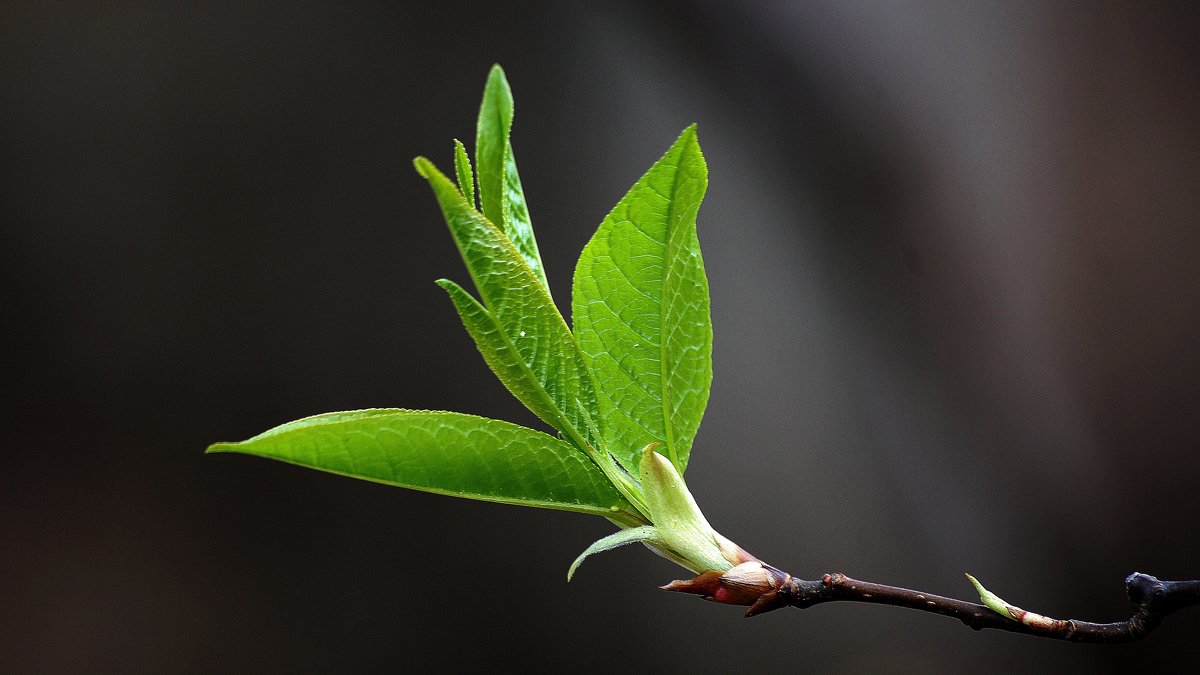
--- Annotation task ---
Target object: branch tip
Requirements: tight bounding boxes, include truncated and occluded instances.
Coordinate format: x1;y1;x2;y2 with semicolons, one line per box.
774;570;1199;642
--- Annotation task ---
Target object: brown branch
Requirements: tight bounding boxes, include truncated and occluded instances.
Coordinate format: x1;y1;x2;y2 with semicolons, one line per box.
788;572;1200;642
664;565;1200;642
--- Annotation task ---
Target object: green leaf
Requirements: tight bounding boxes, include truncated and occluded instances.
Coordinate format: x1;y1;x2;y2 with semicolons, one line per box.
567;526;663;580
475;64;548;289
414;157;599;455
572;125;712;474
474;65;510;229
208;409;637;521
437;278;578;438
453;138;474;208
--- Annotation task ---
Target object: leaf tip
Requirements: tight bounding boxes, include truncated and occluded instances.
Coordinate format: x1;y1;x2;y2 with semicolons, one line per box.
481;64;513;115
965;572;1014;619
435;278;474;303
205;442;236;455
638;442;667;478
676;123;698;145
964;572;987;597
412;156;433;179
680;124;703;155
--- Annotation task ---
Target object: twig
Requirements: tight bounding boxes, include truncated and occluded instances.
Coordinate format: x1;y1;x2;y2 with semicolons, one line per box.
789;572;1200;642
664;565;1200;642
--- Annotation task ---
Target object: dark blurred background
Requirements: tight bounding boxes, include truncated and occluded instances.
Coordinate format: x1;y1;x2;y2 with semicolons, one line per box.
3;1;1198;672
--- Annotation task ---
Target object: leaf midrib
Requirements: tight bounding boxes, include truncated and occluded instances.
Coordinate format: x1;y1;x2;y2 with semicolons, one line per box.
658;151;685;470
216;444;623;519
479;77;510;227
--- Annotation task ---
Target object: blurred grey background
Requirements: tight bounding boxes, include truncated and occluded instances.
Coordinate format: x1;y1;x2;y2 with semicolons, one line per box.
2;1;1198;672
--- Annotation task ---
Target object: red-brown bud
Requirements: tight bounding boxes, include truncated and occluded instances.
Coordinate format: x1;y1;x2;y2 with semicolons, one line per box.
661;561;795;617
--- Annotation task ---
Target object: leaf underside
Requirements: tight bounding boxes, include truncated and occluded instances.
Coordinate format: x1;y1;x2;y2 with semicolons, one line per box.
572;125;712;474
567;525;663;580
208;409;634;519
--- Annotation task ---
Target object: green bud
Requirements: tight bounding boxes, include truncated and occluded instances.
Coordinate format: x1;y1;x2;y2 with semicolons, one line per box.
566;444;760;584
965;573;1011;618
965;573;1069;630
639;444;750;573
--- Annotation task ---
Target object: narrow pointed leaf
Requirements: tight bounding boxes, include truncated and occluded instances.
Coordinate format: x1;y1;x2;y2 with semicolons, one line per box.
572;125;712;474
414;157;599;452
475;65;511;230
453;139;475;208
208;409;635;520
500;147;545;288
437;278;576;437
475;64;548;289
567;526;663;580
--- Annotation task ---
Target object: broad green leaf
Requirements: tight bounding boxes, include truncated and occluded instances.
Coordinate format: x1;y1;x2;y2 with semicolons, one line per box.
208;409;637;521
414;157;599;454
572;125;712;474
453;138;474;208
567;525;662;580
475;64;548;289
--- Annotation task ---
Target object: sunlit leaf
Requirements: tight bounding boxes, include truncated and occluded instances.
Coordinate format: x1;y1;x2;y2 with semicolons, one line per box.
475;64;547;289
572;125;712;474
209;409;637;521
414;158;600;454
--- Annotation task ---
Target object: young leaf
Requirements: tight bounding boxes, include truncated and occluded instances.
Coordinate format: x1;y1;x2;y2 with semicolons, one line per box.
572;125;712;474
475;64;548;289
414;158;600;454
208;409;638;521
437;278;579;438
453;138;475;208
567;446;748;579
567;525;663;580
